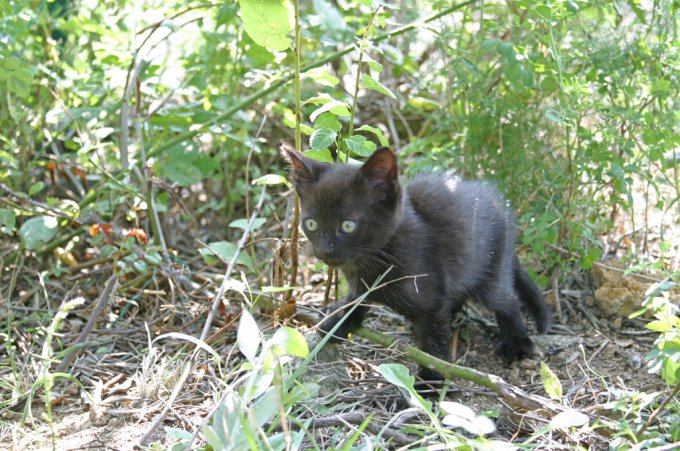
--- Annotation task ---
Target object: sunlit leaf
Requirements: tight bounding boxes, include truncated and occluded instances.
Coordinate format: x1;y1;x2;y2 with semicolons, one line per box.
270;327;308;358
540;361;562;400
408;96;439;111
549;410;589;429
309;100;351;122
0;208;16;235
229;218;267;231
378;363;432;412
356;125;389;147
439;401;498;436
304;67;340;87
19;215;59;250
252;173;290;186
238;309;261;363
361;74;397;99
238;0;293;52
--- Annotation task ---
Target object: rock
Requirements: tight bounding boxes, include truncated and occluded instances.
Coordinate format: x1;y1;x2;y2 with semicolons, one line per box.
519;359;537;370
591;261;652;318
611;317;623;330
627;352;643;369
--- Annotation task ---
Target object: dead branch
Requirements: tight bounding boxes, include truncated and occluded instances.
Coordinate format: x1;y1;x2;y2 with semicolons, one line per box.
353;326;616;435
55;275;119;374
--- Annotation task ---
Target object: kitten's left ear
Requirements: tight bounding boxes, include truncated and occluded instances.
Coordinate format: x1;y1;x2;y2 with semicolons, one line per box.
360;147;399;201
280;142;327;185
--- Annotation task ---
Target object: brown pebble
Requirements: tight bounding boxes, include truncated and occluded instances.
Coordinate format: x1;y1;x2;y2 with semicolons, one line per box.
520;359;538;370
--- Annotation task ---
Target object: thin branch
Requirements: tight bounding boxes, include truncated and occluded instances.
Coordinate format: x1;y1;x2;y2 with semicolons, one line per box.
54;276;119;374
636;381;680;437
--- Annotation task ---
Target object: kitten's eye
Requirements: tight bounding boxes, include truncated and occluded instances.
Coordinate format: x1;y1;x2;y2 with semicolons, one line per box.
304;218;318;232
340;220;357;234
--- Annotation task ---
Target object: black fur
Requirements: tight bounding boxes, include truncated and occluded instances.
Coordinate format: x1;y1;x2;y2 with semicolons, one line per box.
282;146;552;379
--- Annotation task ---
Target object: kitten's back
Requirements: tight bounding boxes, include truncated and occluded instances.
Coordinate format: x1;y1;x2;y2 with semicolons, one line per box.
405;173;510;230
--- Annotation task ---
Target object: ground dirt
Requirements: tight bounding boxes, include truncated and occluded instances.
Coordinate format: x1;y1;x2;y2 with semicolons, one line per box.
1;258;670;451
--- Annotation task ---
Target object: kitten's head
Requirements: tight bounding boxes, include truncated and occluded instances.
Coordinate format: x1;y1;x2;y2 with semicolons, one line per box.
282;144;402;268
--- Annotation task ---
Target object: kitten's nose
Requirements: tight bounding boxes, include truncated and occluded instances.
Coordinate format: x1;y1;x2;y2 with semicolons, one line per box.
318;234;335;260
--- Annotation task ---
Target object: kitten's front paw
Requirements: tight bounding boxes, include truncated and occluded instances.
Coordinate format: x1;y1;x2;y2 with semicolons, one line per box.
496;334;535;361
317;304;352;341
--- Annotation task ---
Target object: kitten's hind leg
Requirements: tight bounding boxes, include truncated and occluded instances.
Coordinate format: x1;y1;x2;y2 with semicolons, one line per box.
492;298;535;361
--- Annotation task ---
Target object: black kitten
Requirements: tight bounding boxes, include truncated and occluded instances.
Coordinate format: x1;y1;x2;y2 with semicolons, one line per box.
283;146;552;379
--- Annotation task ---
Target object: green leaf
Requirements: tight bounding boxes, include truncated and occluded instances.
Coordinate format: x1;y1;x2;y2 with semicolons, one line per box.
378;363;432;412
199;241;253;269
302;149;333;163
0;208;16;234
646;320;671;333
28;181;44;197
364;54;383;73
314;112;342;132
581;247;601;270
1;57;35;98
252;173;289;186
343;135;376;157
270;327;309;358
540;75;559;92
361;74;397;99
304;67;340;87
260;285;295;293
238;0;293;52
545;108;564;125
407;96;439;111
540;361;562;400
356;125;389;147
662;357;680;385
238;309;261;363
19;215;59;250
287;382;320;404
309;100;351;122
229;218;267;231
310;128;337;150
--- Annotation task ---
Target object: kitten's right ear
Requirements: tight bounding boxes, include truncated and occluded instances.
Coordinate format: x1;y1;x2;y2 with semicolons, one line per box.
280;142;327;186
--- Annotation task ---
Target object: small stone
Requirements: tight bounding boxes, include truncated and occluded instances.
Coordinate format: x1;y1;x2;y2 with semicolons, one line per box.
519;359;537;370
611;317;623;330
627;352;643;369
584;296;595;307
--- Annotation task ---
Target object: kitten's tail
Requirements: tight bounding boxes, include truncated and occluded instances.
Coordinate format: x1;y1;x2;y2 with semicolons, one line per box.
513;255;552;334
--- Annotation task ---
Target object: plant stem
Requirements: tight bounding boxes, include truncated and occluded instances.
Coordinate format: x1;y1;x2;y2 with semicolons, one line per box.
353;327;499;391
287;0;303;301
345;7;380;162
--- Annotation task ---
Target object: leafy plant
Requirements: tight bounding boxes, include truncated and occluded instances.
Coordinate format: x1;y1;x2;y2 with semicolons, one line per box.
202;310;313;451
